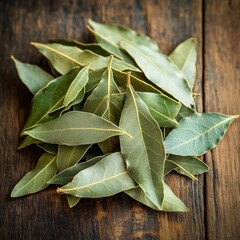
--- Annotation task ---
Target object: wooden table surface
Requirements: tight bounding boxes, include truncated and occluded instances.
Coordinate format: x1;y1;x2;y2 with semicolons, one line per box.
1;0;239;239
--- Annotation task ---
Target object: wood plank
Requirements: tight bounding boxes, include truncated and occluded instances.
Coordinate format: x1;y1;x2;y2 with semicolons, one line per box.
0;0;205;239
204;0;240;239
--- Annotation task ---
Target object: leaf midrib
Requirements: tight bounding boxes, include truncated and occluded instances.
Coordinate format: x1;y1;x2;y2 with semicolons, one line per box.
121;41;189;98
12;155;56;196
166;116;234;151
59;171;128;192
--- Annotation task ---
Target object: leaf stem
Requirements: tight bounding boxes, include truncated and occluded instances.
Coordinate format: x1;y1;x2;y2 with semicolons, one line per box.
127;71;131;87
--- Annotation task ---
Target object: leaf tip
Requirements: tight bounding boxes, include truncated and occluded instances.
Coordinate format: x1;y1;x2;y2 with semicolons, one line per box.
10;55;16;61
10;188;19;198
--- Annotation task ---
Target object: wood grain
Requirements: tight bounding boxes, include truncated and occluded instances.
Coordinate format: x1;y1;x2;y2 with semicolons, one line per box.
0;0;239;239
204;0;240;239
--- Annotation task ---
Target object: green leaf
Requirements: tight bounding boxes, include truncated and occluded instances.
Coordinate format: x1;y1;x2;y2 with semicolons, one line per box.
31;43;140;75
83;57;123;153
23;68;80;130
176;105;195;122
85;68;105;92
67;195;80;208
63;65;89;106
113;69;162;94
23;111;132;146
48;155;106;185
125;182;188;212
37;143;58;154
88;19;160;60
138;92;181;127
11;153;57;197
164;113;238;156
165;155;209;180
119;83;165;209
12;56;54;95
57;145;91;172
83;57;122;124
57;152;136;197
120;42;194;107
18;136;42;149
49;38;110;56
169;38;197;89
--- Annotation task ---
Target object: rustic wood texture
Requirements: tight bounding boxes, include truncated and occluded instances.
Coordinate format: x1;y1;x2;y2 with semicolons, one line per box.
0;0;239;239
204;0;240;239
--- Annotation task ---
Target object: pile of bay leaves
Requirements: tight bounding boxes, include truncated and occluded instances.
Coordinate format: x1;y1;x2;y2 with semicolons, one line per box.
11;20;237;212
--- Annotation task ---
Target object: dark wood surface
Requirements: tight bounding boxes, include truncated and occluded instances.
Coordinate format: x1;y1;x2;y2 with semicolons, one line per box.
0;0;239;239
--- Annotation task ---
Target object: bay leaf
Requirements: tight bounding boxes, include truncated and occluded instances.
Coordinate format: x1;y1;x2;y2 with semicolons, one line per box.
83;57;123;153
88;19;160;60
83;57;122;124
37;143;58;154
113;69;162;94
164;113;238;156
119;83;165;209
18;135;42;149
23;111;132;146
138;92;181;127
125;182;188;212
57;145;91;172
120;42;194;107
85;68;105;92
11;153;57;197
169;38;197;89
12;56;54;95
48;155;107;185
67;195;80;208
176;104;195;122
63;65;89;107
57;152;136;198
31;43;140;75
23;68;80;130
49;38;110;56
165;155;209;180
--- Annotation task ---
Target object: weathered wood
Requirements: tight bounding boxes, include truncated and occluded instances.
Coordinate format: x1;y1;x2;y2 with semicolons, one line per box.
0;0;239;239
204;0;240;239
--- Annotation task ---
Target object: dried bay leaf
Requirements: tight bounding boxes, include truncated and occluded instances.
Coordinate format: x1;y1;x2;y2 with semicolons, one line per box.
83;57;122;124
125;183;188;212
37;143;58;154
57;145;91;172
49;38;110;56
113;69;162;94
119;81;165;209
176;104;195;122
164;113;238;156
169;38;197;89
164;155;209;180
120;42;194;107
23;111;132;146
18;135;42;149
48;155;107;185
138;92;181;127
57;152;136;198
12;56;54;95
11;153;57;197
63;65;89;107
23;68;80;130
83;57;123;153
88;19;161;60
67;195;81;208
31;43;140;75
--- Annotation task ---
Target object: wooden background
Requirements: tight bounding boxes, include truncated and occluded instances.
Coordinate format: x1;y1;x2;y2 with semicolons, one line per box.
0;0;239;239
